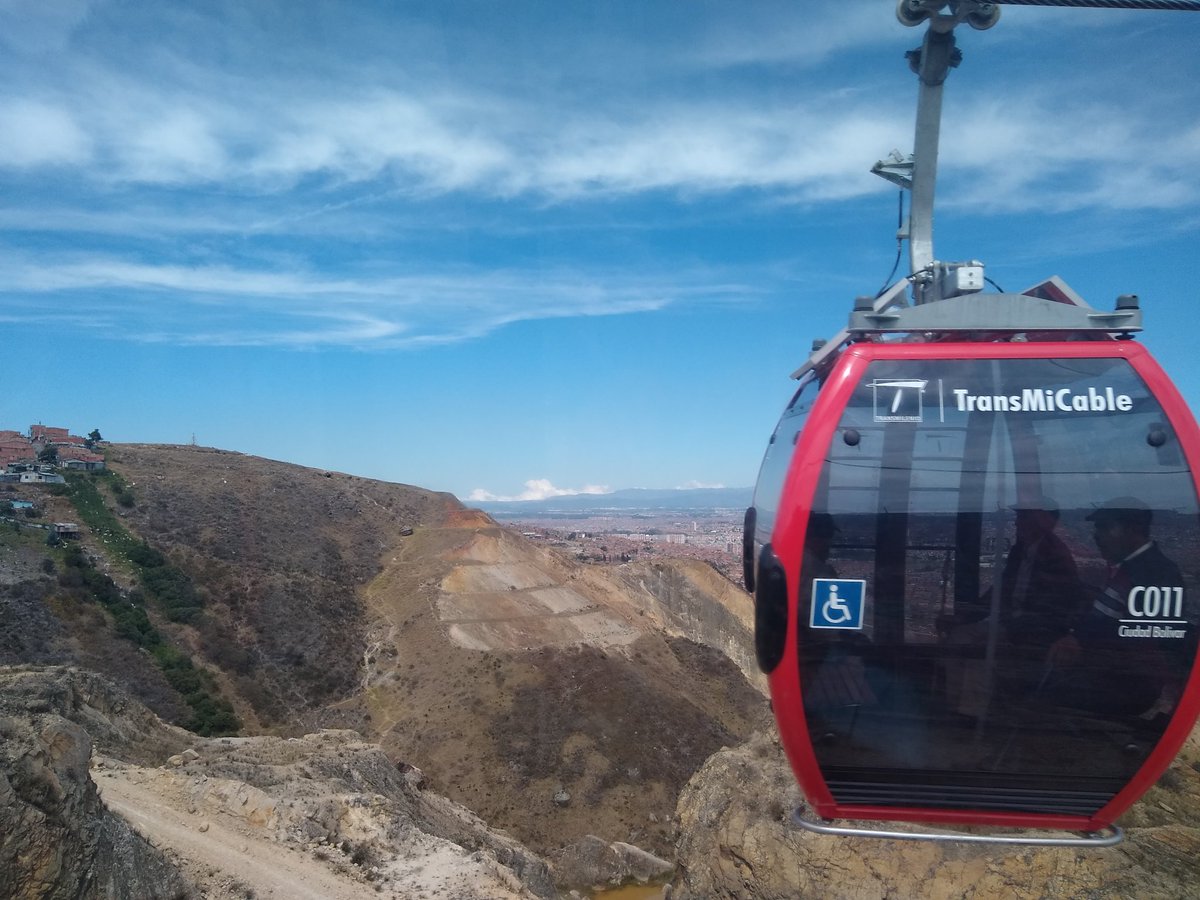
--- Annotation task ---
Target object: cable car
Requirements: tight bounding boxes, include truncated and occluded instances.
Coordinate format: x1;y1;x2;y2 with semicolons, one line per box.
746;0;1200;844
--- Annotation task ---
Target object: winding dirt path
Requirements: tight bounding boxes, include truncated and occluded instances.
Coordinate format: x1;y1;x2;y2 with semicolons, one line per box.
95;764;382;900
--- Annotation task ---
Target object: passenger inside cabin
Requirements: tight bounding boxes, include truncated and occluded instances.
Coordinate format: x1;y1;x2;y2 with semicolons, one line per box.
939;495;1087;720
1044;496;1190;719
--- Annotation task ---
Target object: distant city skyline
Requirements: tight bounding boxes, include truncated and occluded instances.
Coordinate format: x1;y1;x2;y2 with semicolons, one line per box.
2;2;1198;502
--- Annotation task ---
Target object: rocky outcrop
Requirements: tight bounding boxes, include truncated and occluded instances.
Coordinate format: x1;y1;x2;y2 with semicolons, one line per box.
1;665;561;899
145;727;559;899
671;727;1200;899
351;521;766;863
0;667;192;900
552;833;674;892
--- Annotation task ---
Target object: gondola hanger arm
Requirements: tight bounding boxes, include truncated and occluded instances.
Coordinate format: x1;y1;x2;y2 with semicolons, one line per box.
888;0;1198;307
791;0;1197;377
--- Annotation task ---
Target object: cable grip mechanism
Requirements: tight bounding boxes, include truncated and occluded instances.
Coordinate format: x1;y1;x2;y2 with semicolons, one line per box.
897;1;1002;30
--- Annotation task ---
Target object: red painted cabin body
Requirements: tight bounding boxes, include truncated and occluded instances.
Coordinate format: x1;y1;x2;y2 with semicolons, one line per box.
749;340;1200;830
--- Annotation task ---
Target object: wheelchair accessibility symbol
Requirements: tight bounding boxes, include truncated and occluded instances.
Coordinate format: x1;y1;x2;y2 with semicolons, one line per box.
810;578;866;630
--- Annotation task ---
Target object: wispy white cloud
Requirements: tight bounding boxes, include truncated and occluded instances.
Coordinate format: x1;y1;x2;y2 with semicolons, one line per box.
468;479;611;503
123;109;229;183
525;103;909;200
0;253;750;348
686;3;901;70
0;0;1196;353
942;97;1200;213
0;100;92;167
0;76;905;199
675;480;726;490
0;0;1191;210
3;69;1194;215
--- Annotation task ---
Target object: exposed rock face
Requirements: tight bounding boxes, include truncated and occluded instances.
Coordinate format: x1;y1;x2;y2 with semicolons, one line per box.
552;833;674;892
347;521;768;861
135;727;560;899
1;665;560;900
0;667;191;900
671;727;1200;899
615;558;766;694
436;528;643;652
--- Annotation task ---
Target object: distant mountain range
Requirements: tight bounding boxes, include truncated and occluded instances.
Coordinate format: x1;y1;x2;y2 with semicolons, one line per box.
469;486;753;516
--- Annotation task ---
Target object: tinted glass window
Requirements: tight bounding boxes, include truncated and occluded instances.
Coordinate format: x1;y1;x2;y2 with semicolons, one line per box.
799;355;1200;814
752;373;819;546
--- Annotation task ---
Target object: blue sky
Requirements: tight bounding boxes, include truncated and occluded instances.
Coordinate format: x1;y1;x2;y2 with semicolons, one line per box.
1;1;1198;502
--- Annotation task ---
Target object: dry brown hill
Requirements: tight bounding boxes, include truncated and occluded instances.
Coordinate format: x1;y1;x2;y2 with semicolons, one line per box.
3;443;766;877
338;522;766;858
13;445;1200;898
104;443;461;728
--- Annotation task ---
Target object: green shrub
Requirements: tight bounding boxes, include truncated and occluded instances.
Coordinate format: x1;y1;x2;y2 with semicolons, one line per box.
184;693;241;736
127;541;166;568
113;608;158;646
59;472;238;737
150;643;240;735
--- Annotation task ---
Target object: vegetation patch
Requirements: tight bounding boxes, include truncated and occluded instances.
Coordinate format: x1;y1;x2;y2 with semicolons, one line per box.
58;472;239;735
63;471;203;622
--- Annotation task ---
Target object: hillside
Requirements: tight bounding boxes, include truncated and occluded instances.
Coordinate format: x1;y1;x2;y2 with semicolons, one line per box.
99;443;462;728
8;443;1200;897
342;522;766;857
1;442;767;886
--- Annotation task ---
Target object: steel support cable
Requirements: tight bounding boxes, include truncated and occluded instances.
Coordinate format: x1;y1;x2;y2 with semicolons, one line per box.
988;0;1200;9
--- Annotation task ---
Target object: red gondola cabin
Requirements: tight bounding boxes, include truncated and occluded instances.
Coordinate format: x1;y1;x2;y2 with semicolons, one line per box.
748;339;1200;831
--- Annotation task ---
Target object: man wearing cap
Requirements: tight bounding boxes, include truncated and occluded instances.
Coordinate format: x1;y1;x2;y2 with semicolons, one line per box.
1046;496;1187;716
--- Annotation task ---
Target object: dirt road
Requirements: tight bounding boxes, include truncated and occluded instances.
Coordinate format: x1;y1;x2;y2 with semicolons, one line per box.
95;761;388;900
93;753;539;900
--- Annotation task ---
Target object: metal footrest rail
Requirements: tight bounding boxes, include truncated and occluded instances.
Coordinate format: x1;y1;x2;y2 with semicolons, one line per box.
790;806;1124;847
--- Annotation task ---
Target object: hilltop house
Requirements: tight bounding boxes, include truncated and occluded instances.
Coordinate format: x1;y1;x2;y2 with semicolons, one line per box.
57;446;106;471
29;425;72;445
0;465;66;485
0;430;33;468
9;424;106;472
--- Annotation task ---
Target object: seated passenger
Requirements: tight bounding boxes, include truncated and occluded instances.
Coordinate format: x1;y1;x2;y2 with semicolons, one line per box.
941;496;1085;718
1045;496;1188;717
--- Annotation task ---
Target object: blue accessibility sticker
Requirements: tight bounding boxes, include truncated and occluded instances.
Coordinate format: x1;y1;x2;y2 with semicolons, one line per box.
810;578;866;630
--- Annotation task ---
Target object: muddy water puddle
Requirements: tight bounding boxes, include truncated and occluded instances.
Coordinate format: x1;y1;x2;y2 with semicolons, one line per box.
589;883;666;899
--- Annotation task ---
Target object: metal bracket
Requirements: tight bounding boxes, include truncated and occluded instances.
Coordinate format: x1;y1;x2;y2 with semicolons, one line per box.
847;290;1141;334
790;275;1139;381
791;807;1125;847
